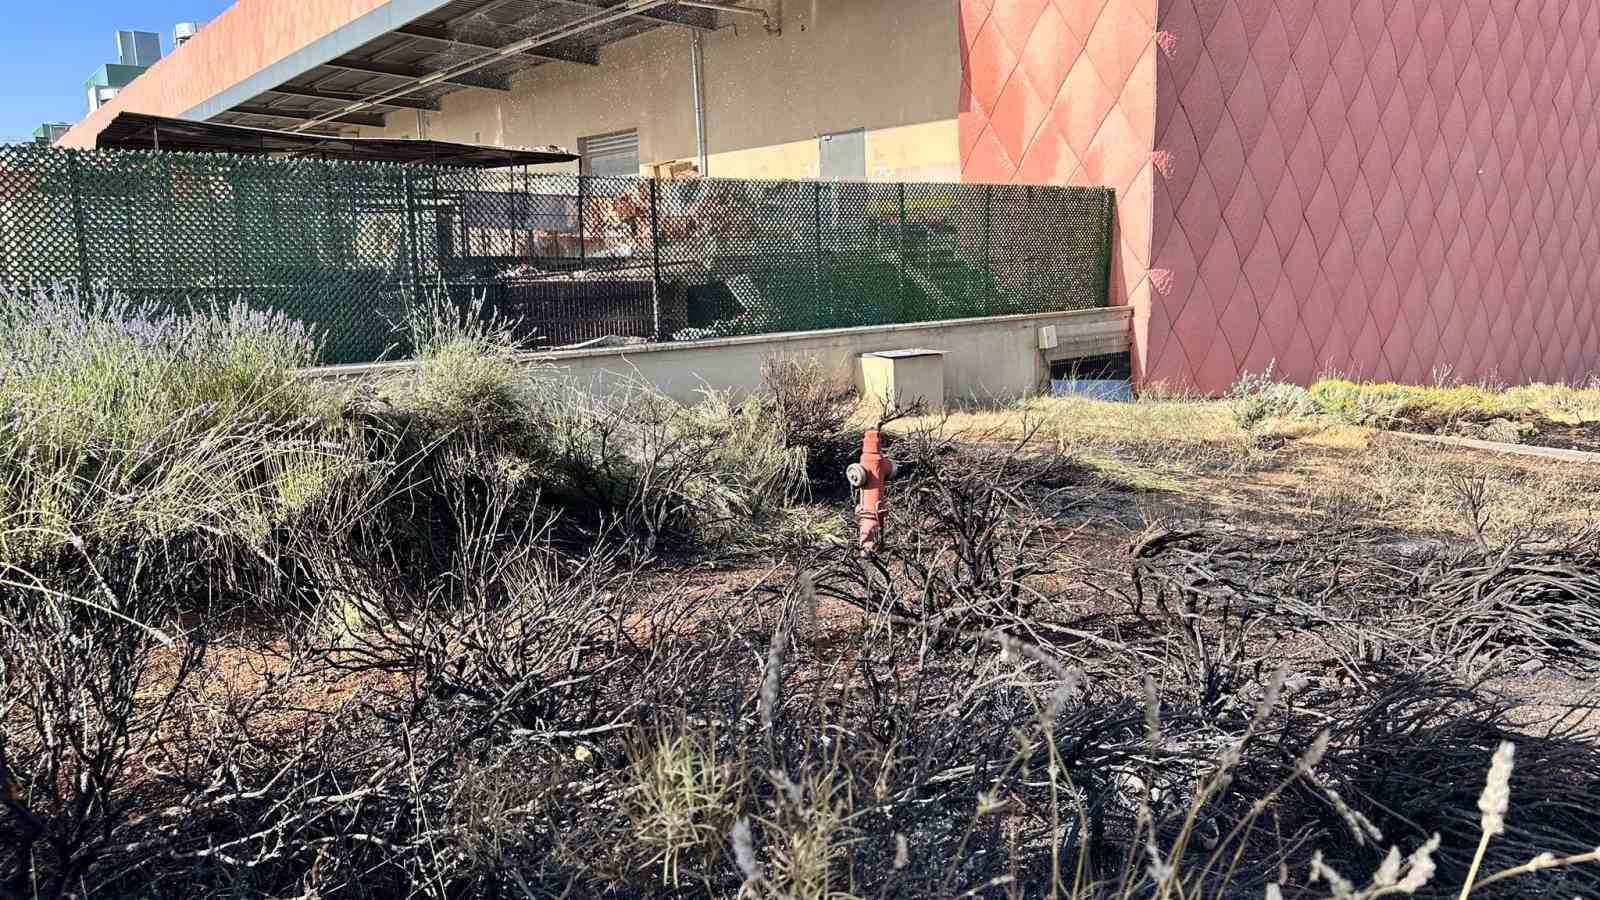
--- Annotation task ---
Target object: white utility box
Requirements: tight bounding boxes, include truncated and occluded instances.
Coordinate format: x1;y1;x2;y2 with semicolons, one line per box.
857;349;947;415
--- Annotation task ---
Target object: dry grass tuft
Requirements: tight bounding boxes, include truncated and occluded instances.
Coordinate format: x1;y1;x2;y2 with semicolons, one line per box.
622;726;747;888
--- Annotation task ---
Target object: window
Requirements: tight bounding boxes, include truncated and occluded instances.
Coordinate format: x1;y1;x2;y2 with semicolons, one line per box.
580;129;641;177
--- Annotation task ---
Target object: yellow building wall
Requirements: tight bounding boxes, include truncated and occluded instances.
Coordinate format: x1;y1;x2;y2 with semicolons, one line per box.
865;120;961;182
361;0;961;182
706;138;821;181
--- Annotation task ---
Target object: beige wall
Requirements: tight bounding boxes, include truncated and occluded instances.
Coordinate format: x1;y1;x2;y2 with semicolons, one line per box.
362;0;962;181
312;308;1133;406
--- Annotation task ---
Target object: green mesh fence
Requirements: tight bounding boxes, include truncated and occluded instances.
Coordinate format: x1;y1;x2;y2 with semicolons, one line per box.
0;145;1115;365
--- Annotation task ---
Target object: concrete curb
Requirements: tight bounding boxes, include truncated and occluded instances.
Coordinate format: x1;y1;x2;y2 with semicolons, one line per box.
298;306;1133;381
1384;430;1600;465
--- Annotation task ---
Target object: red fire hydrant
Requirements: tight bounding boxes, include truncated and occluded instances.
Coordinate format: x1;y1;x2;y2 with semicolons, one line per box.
846;429;898;552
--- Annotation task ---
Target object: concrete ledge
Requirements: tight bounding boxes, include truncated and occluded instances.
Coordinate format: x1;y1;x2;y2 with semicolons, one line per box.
1386;430;1600;465
304;307;1133;404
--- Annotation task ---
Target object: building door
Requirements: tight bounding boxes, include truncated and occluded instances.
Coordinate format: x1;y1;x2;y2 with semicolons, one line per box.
820;129;866;180
580;129;641;177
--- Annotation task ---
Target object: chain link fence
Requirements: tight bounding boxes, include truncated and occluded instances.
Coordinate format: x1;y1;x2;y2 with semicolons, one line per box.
0;145;1115;365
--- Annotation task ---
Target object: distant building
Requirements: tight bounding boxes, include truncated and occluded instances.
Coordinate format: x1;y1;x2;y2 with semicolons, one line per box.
33;123;70;145
86;64;150;112
86;32;163;114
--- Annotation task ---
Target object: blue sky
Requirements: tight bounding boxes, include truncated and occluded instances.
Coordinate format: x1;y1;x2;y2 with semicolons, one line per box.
0;1;233;141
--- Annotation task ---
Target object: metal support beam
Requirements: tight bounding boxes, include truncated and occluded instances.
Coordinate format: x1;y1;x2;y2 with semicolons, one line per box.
676;0;780;33
394;23;601;65
229;104;389;128
444;0;522;24
262;84;440;111
540;0;717;31
289;0;676;131
320;56;511;91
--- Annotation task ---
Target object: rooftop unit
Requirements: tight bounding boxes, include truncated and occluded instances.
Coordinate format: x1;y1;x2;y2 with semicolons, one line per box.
85;31;163;114
86;63;150;112
32;123;69;145
116;30;162;67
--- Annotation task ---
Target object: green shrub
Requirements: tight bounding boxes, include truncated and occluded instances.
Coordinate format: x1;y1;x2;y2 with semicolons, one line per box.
619;727;746;888
1228;368;1313;432
384;289;537;439
0;283;326;450
761;357;860;490
1307;379;1397;425
0;283;349;561
1501;382;1600;423
1308;380;1516;430
535;383;809;550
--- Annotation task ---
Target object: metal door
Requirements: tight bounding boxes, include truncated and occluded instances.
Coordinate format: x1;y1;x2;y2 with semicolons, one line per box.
820;129;866;181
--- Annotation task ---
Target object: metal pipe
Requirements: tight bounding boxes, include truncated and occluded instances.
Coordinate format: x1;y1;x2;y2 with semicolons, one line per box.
290;0;675;132
690;30;708;175
677;0;780;33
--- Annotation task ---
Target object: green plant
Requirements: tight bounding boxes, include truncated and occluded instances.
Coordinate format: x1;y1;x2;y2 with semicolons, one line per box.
762;770;858;900
536;382;810;550
762;356;861;491
1228;366;1314;433
623;727;746;888
1307;380;1516;431
389;288;537;438
0;283;351;562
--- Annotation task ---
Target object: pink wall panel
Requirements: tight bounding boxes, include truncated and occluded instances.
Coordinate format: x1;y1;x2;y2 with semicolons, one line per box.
963;0;1600;391
958;0;1163;380
1154;0;1600;390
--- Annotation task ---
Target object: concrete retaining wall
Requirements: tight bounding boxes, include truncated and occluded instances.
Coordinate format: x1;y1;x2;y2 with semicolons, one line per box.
309;307;1132;405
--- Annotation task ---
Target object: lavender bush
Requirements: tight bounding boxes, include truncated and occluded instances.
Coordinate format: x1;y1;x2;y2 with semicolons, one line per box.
0;281;347;560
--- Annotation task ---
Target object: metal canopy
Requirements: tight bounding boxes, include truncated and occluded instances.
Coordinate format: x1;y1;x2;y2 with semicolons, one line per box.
96;112;579;168
220;0;723;136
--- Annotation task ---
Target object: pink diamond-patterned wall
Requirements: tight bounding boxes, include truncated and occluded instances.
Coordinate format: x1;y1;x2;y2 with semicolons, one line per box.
963;0;1600;392
960;0;1163;379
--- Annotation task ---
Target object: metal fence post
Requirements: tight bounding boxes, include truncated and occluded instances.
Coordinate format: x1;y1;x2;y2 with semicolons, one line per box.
206;159;223;293
897;182;908;316
402;169;422;305
577;175;587;265
67;152;89;289
983;184;994;309
650;178;663;340
1100;189;1116;309
125;160;141;291
813;181;824;307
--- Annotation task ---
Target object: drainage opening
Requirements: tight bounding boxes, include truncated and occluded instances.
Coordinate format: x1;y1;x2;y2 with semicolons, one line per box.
1050;353;1133;401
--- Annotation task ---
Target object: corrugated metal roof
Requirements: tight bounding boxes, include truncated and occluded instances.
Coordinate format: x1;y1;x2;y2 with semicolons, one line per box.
223;0;721;137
